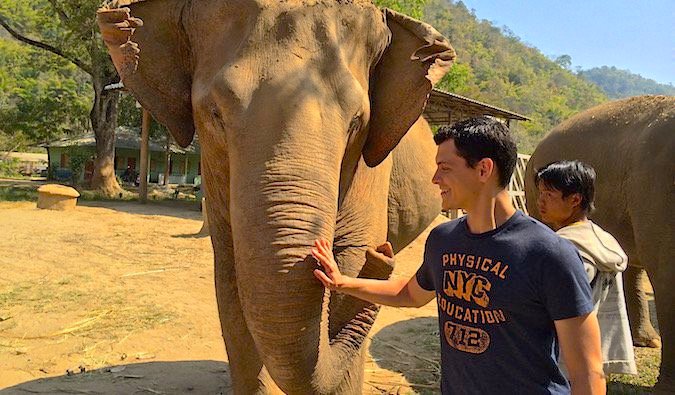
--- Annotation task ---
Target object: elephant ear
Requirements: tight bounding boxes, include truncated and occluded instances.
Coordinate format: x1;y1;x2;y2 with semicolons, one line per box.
363;9;455;167
97;0;195;147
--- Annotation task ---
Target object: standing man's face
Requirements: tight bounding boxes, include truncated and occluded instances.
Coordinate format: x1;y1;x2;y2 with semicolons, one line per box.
536;181;579;229
432;139;482;211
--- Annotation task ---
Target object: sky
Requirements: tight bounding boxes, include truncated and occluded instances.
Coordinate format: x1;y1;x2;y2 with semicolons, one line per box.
458;0;674;85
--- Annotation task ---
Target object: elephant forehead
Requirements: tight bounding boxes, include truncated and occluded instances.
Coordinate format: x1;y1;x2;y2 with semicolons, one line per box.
186;1;387;65
189;1;385;117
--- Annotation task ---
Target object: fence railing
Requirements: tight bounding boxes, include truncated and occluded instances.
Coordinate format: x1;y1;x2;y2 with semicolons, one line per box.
509;153;530;214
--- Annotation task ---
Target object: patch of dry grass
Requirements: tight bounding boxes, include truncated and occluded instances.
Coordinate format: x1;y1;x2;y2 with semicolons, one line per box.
608;347;661;393
0;277;174;350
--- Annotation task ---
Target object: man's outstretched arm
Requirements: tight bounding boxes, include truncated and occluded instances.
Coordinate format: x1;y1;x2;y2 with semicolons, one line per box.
311;238;435;308
555;312;606;395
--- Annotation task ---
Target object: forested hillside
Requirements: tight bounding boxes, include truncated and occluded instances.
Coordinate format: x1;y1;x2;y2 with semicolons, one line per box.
578;66;675;99
1;0;617;154
424;0;607;152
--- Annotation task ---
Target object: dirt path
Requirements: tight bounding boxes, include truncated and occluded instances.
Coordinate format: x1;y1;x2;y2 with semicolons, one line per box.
0;200;660;394
0;201;444;394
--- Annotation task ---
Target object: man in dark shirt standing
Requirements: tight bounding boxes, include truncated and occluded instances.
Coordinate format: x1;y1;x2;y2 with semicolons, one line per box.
312;117;605;394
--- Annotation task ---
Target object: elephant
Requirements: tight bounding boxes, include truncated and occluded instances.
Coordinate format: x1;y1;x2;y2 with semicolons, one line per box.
97;1;454;393
524;95;674;393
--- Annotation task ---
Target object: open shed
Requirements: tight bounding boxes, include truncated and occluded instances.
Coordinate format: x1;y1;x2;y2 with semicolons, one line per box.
423;88;529;127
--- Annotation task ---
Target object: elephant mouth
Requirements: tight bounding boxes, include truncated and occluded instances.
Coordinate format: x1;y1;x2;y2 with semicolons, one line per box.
326;243;394;329
331;243;368;255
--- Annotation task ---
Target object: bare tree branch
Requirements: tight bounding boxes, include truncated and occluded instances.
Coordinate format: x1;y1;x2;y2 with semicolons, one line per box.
0;15;92;75
1;142;22;160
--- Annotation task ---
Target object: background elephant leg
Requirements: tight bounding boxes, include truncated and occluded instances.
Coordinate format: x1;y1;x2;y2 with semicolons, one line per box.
213;231;282;394
653;270;674;394
624;266;661;348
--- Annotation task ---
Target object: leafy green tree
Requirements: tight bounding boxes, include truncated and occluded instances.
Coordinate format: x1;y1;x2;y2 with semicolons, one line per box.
0;0;123;195
554;54;572;70
117;94;168;140
0;157;21;178
0;38;90;151
442;62;475;92
374;0;427;19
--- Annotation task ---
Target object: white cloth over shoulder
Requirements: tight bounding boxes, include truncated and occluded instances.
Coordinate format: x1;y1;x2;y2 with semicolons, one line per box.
557;220;637;375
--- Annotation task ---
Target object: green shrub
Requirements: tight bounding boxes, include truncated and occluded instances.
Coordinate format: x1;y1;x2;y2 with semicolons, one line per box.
64;146;93;186
0;185;38;201
0;158;22;178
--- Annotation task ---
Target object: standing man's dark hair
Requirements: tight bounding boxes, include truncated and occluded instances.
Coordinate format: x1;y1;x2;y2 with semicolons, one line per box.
434;116;517;188
535;160;596;213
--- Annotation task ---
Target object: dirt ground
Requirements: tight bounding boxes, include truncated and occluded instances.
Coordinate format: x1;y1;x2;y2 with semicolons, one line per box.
0;199;659;394
0;199;445;394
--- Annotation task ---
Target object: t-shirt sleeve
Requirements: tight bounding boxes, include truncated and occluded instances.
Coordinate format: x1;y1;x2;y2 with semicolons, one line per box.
415;233;436;291
540;238;594;321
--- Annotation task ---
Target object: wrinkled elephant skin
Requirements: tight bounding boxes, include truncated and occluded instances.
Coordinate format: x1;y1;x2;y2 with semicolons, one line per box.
97;1;454;393
525;96;674;393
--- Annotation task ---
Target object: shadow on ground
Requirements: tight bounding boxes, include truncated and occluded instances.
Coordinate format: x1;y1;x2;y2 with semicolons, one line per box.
78;200;201;221
370;317;441;394
0;360;230;395
607;381;654;394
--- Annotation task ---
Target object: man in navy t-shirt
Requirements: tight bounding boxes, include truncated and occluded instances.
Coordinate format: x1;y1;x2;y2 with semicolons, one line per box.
312;117;605;394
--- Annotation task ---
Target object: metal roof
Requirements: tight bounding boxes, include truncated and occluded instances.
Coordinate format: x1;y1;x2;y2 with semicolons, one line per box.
424;88;529;126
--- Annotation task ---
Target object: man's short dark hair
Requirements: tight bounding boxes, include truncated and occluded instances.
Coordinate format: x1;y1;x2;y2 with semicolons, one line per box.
535;160;596;213
434;116;517;188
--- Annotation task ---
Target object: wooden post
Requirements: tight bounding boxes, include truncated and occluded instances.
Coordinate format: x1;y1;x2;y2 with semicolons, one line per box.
147;151;151;183
164;131;171;186
183;154;188;184
46;148;52;180
139;109;150;203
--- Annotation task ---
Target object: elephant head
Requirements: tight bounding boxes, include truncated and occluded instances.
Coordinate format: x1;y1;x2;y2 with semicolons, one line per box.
98;1;454;392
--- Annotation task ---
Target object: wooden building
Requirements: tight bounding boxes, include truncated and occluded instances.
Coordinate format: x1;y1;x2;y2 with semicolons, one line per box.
423;88;529;127
44;126;201;185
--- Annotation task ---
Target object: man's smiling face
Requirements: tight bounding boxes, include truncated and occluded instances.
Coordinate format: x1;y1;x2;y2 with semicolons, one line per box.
432;139;482;211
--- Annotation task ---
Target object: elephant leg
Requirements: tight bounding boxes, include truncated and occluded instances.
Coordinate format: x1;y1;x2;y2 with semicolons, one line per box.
212;226;282;394
653;269;675;394
627;165;674;393
624;266;661;348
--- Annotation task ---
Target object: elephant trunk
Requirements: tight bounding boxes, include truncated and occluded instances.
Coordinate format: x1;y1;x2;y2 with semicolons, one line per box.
228;115;377;393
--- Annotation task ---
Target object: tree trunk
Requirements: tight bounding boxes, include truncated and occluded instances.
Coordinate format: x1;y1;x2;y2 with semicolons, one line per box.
90;75;123;196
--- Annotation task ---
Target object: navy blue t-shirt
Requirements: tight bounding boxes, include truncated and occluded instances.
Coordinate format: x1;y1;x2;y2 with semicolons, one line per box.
416;211;593;394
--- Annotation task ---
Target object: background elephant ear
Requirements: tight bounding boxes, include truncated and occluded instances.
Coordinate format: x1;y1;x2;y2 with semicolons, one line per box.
363;9;455;167
99;0;195;147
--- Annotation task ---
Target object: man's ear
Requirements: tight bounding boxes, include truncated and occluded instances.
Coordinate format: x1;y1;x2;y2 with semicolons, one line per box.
568;193;583;209
97;0;195;148
363;9;455;167
476;158;495;182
